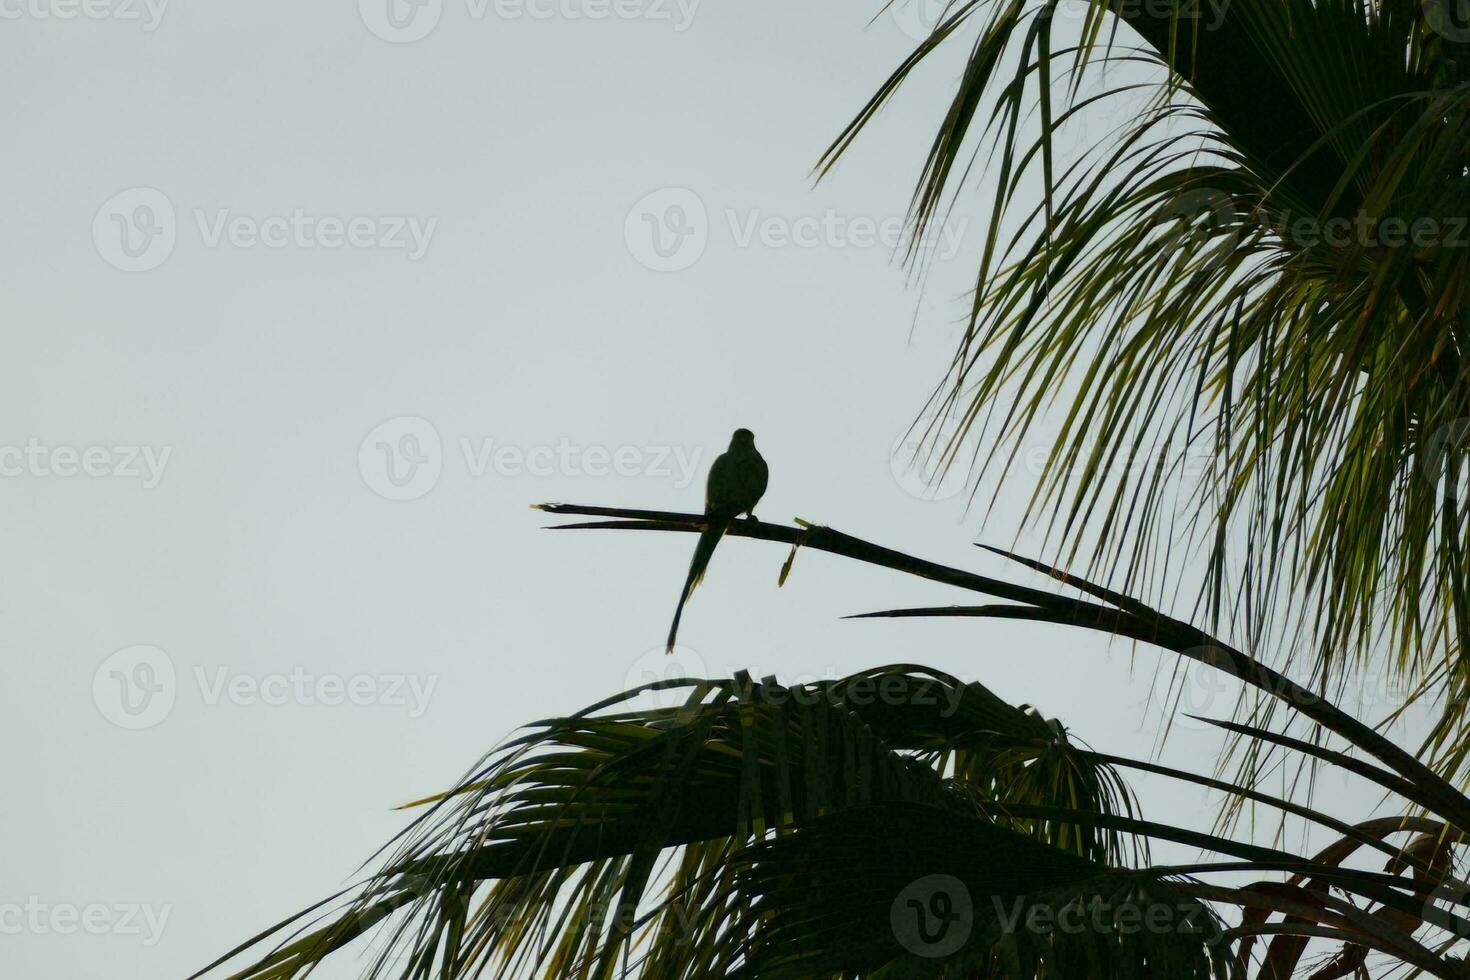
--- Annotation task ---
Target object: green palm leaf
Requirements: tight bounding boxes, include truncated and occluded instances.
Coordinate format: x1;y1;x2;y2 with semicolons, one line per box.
194;508;1470;979
192;669;1172;979
826;0;1470;782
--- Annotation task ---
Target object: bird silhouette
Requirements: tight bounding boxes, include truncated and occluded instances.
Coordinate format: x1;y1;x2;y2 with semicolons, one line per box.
666;428;768;653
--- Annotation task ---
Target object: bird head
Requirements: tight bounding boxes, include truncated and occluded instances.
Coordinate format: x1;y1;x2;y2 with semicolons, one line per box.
731;428;756;448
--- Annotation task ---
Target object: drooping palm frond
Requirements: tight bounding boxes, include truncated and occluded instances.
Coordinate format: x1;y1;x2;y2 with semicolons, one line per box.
196;507;1470;980
730;802;1229;979
192;666;1192;979
826;0;1470;779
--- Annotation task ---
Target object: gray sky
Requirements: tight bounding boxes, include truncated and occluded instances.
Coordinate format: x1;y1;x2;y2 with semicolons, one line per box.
0;2;1418;976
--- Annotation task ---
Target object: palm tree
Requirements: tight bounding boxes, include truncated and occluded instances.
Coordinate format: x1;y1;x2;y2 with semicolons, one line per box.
194;507;1470;978
192;2;1470;976
820;0;1470;775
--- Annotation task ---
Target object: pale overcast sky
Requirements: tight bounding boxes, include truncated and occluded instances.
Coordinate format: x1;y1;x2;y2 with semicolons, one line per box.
0;2;1423;977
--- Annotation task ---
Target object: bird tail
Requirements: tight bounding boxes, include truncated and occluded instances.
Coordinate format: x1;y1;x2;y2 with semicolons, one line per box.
666;519;729;654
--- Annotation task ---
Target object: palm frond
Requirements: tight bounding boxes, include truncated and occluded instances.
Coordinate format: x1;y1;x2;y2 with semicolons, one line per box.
824;0;1470;783
197;506;1470;979
195;667;1145;979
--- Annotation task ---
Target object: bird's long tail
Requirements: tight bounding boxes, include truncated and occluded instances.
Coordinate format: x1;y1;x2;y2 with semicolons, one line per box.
666;518;730;653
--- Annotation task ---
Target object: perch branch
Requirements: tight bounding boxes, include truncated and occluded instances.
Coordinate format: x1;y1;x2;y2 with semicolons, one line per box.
535;502;1470;835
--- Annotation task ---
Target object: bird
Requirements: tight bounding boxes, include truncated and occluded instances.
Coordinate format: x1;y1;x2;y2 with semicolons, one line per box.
666;428;768;653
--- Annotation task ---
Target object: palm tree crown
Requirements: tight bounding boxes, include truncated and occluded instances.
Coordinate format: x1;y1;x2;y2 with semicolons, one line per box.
824;0;1470;773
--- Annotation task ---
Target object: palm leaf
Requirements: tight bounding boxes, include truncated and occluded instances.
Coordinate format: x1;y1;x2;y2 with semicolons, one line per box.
823;0;1470;786
198;508;1470;978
